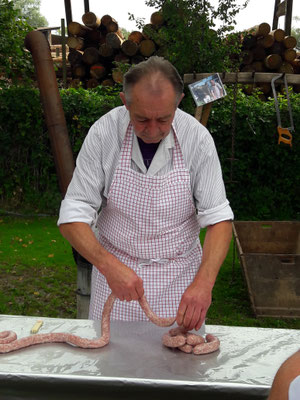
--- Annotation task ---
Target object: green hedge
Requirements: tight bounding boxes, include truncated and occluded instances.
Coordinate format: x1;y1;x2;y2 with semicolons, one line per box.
0;85;299;220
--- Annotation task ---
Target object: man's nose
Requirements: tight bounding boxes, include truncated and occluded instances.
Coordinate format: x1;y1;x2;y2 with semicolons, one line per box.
146;120;159;135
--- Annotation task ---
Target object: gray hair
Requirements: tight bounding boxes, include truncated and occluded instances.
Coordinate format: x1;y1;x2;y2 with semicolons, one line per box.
123;56;184;105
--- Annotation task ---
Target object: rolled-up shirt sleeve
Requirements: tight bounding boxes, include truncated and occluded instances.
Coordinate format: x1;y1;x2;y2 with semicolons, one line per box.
57;124;105;227
193;130;234;228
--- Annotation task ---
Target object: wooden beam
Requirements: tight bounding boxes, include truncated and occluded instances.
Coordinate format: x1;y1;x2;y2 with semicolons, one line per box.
276;0;287;17
84;0;90;13
285;0;293;35
272;0;281;30
184;72;300;85
64;0;72;28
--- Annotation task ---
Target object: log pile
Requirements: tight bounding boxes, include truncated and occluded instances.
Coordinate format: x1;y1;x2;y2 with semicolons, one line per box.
53;11;165;88
239;22;300;95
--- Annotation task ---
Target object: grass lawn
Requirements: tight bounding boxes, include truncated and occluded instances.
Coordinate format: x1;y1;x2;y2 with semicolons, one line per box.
0;215;299;329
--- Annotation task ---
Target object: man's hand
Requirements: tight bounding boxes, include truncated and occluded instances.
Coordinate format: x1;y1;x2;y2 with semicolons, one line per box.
103;259;144;302
176;279;213;331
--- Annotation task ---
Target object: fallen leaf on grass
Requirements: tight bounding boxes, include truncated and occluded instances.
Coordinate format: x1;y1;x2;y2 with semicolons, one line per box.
48;254;54;258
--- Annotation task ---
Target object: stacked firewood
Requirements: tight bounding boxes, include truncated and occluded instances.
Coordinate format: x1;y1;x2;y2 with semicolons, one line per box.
239;22;300;95
60;11;164;88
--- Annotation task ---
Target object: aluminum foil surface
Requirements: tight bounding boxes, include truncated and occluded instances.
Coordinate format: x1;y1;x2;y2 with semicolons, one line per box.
0;314;299;400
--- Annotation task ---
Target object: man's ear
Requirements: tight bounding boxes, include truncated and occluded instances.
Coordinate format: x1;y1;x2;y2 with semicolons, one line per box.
120;92;129;109
177;93;185;107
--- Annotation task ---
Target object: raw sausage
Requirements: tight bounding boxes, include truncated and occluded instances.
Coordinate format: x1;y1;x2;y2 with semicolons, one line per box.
161;328;220;355
0;294;175;354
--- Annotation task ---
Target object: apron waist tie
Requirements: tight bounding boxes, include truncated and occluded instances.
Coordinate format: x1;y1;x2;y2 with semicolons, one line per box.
138;238;199;267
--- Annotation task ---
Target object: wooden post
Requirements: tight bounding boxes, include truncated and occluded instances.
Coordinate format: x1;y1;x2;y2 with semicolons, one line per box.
64;0;72;28
84;0;90;13
61;19;67;88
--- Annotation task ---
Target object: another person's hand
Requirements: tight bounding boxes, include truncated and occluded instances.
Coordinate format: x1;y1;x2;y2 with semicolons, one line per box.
103;259;144;302
176;279;213;331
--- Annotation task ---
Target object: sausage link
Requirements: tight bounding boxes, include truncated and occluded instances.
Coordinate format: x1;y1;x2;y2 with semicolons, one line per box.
192;334;220;355
179;344;193;353
162;332;186;348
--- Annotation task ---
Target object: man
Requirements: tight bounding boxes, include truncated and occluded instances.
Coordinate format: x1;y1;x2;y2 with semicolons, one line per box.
268;350;300;400
58;56;233;331
209;79;223;100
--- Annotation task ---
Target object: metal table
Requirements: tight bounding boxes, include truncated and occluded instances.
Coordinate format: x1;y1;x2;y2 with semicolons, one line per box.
0;315;299;400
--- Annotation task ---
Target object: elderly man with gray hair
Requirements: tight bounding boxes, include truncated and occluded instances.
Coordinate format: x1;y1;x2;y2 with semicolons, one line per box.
58;56;233;331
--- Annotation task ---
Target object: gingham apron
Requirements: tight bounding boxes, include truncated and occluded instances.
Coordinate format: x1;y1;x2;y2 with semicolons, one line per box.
89;123;202;320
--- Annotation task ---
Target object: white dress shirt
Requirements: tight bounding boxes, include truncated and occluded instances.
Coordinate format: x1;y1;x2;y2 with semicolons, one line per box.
58;106;233;229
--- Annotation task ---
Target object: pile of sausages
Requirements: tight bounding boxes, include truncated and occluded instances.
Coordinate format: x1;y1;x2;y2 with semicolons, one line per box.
0;294;219;355
162;326;220;355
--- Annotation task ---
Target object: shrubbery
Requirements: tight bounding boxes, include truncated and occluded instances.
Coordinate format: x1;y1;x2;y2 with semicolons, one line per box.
0;85;299;220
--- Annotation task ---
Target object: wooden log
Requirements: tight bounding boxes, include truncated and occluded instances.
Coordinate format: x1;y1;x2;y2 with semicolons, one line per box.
284;48;296;62
283;36;297;49
270;29;285;42
86;29;103;44
101;14;113;27
73;64;87;78
90;63;106;79
277;62;294;74
114;52;130;63
68;21;91;37
248;23;270;37
82;12;101;28
290;59;300;74
99;43;114;58
268;41;285;55
128;31;144;44
252;46;266;61
86;78;100;88
131;55;145;64
68;49;83;66
67;36;85;51
150;11;164;26
82;47;100;65
121;40;138;56
139;39;156;57
107;19;119;33
257;34;275;49
106;32;123;49
264;54;282;70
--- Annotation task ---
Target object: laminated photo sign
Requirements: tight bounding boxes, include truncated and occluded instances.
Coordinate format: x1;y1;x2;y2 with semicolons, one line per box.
188;73;227;107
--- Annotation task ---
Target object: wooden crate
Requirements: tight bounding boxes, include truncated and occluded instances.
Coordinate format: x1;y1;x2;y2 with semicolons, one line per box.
233;221;300;318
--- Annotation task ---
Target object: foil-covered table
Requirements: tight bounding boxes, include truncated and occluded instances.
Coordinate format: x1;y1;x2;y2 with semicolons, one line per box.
0;315;299;400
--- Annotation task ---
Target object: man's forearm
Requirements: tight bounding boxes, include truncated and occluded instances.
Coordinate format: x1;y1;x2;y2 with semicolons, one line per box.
59;222;112;275
195;220;232;286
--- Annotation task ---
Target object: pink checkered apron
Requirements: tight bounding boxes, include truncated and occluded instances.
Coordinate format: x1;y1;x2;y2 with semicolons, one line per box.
89;123;202;320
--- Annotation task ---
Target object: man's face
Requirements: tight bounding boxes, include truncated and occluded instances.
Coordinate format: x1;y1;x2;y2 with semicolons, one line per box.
120;77;183;144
